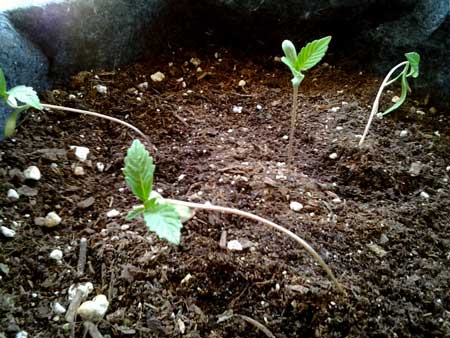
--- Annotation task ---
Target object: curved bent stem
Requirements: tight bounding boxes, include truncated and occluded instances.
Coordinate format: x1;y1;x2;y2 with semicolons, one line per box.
164;198;346;295
41;103;154;148
287;84;299;169
359;61;408;146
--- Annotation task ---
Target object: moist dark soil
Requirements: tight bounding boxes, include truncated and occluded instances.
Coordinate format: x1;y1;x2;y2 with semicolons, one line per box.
1;47;449;338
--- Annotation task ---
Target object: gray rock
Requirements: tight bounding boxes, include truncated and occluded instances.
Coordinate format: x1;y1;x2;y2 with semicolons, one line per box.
0;13;49;138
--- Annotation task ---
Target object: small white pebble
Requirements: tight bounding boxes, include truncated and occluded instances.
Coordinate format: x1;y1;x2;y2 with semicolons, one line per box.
329;107;340;113
336;126;343;131
391;95;400;103
332;197;342;204
70;146;90;161
120;224;130;231
256;104;262;110
289;201;303;212
446;166;450;172
1;226;16;238
420;191;430;199
94;85;107;94
227;129;233;133
23;166;41;181
150;71;165;82
49;249;63;261
7;189;19;201
73;166;85;176
68;94;76;100
190;57;201;67
238;80;246;87
15;331;28;338
68;282;94;301
106;209;120;218
178;174;186;181
399;130;408;138
137;82;148;91
282;135;289;140
329;153;338;160
96;162;105;172
232;106;243;113
77;295;109;321
45;212;62;227
416;110;425;115
227;240;243;251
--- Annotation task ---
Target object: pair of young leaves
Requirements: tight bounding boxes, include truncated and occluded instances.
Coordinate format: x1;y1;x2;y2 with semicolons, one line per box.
0;68;43;137
123;140;191;245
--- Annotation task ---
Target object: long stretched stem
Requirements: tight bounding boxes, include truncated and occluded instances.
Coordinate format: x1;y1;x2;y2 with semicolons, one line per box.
359;61;408;146
164;198;346;295
41;103;152;146
287;84;299;169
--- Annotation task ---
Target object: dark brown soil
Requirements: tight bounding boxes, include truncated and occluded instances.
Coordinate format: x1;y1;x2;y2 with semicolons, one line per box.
1;47;449;338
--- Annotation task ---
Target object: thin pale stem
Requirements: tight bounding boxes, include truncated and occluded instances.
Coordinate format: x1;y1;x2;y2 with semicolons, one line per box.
41;103;152;146
287;85;299;169
164;198;346;295
359;61;408;146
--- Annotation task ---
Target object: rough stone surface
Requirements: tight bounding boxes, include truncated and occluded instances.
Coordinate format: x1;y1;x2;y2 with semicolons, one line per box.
0;13;49;138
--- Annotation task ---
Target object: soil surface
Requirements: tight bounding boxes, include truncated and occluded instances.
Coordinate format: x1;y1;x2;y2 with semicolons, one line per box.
1;47;449;338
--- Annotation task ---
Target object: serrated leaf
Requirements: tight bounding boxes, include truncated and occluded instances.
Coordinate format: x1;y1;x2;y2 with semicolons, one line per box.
143;203;183;245
0;68;6;96
405;52;420;78
382;72;408;116
295;36;332;72
6;85;42;110
123;140;155;202
126;207;145;221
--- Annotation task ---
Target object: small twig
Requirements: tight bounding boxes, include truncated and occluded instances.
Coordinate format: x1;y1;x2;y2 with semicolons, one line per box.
235;314;276;338
65;289;83;323
83;321;104;338
77;237;88;277
164;199;346;295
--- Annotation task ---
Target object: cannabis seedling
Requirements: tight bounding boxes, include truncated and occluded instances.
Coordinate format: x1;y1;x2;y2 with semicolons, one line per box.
123;139;345;295
0;67;149;143
359;52;420;146
281;36;332;168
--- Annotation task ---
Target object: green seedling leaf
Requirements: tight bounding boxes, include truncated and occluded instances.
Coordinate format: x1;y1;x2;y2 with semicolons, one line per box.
173;204;193;223
405;52;420;78
143;203;183;245
0;68;6;97
123;140;155;202
4;105;30;138
281;40;297;69
296;36;332;71
126;207;145;221
382;72;409;116
6;85;42;110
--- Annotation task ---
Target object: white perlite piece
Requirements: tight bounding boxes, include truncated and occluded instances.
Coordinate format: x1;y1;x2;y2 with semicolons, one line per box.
94;85;107;94
391;95;400;103
151;71;165;82
329;153;338;160
53;302;66;314
289;201;303;212
137;81;148;91
77;294;109;321
7;189;19;201
232;105;243;113
49;249;63;261
68;282;94;301
73;166;85;176
420;191;430;199
45;212;62;227
15;331;28;338
96;162;105;172
106;209;120;218
23;166;41;180
227;240;243;251
238;80;246;87
70;146;90;161
399;130;408;138
1;226;16;238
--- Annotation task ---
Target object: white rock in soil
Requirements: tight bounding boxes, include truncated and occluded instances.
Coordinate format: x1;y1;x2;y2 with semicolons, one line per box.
150;71;165;82
256;104;262;110
68;94;76;100
446;166;450;172
96;162;105;172
289;201;303;212
73;166;85;176
409;161;423;177
332;197;342;204
232;105;243;113
7;189;19;201
137;81;148;91
227;240;243;251
329;107;340;113
106;209;120;218
94;85;108;94
49;249;63;261
238;80;246;87
391;95;400;103
190;57;201;67
68;282;94;301
15;331;28;338
420;191;430;199
329;152;338;160
23;166;41;180
282;135;289;140
399;130;408;138
53;302;66;314
0;226;16;238
45;212;62;227
77;294;109;321
70;146;90;161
